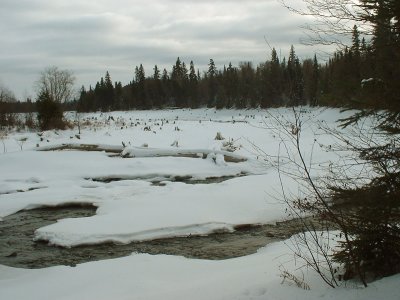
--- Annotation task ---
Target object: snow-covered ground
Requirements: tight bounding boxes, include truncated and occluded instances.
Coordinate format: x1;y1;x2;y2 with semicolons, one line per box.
0;107;397;299
1;240;399;300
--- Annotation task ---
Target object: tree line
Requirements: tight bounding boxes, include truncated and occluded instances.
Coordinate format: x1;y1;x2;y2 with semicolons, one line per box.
76;48;323;111
76;26;397;113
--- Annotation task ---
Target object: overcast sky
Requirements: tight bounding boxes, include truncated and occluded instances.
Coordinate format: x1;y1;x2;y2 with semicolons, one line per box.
0;0;333;100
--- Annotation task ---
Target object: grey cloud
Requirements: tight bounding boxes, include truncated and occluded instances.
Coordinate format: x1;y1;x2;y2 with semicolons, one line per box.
0;0;336;99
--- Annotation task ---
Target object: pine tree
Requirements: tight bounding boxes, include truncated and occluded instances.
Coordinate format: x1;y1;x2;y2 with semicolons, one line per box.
238;62;256;108
171;57;188;107
161;68;170;106
207;59;218;107
134;64;148;109
351;25;361;58
358;0;400;108
150;65;162;108
269;48;283;106
162;68;169;81
153;65;160;80
36;90;65;130
311;54;319;106
104;71;115;110
114;81;123;110
286;45;304;105
224;62;239;108
189;61;197;83
188;61;199;107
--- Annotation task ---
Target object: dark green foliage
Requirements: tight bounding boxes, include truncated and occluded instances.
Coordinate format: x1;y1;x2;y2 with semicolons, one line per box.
356;1;400;110
286;45;304;106
324;1;400;282
36;90;65;130
188;61;199;108
331;171;400;280
207;59;218;107
171;58;189;108
77;47;321;111
303;55;319;106
73;27;397;112
131;65;149;109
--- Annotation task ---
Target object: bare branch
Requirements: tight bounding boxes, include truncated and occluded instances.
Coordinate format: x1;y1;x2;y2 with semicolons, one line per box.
35;66;75;103
279;0;374;47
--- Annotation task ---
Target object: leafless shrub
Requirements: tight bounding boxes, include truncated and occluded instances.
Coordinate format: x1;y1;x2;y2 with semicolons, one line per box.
254;108;369;287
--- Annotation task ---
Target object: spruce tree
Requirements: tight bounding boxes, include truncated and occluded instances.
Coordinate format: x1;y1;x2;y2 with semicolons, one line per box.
270;48;283;106
150;65;162;107
224;62;239;108
104;71;115;110
36;90;65;130
188;61;199;107
207;59;217;107
311;54;319;106
286;45;304;105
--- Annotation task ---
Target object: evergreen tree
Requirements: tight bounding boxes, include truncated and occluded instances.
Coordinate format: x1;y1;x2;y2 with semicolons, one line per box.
161;68;171;106
224;62;239;108
162;68;169;81
171;57;188;107
311;54;319;106
188;61;199;107
104;71;115;110
153;65;160;80
36;90;65;130
189;61;197;82
77;86;86;112
114;81;123;110
351;25;361;58
149;65;162;107
260;48;283;107
238;62;256;108
207;59;217;107
358;0;400;108
215;66;227;109
303;55;319;106
286;45;304;105
134;64;148;108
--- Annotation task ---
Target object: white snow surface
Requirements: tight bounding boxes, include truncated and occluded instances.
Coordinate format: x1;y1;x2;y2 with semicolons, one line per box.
1;239;398;300
0;107;398;299
1;107;330;246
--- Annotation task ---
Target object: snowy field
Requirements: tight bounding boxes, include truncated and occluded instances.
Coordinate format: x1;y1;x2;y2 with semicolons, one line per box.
0;107;397;299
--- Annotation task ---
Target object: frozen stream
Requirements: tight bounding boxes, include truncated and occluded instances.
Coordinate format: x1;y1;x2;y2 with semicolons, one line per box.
0;204;305;269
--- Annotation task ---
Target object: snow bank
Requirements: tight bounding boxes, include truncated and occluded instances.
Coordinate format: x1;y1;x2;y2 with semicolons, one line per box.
0;240;398;300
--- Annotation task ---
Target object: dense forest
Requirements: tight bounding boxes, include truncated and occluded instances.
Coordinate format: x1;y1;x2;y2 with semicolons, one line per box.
74;24;398;112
